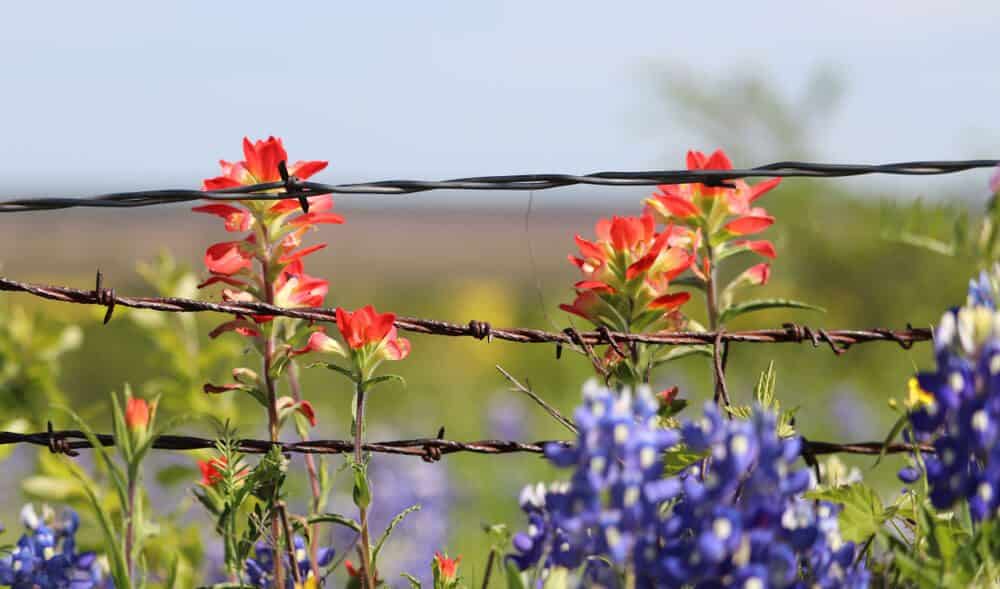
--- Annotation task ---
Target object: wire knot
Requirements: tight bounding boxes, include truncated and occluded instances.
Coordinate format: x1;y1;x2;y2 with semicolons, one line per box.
874;327;915;350
468;320;493;342
783;323;848;355
596;325;628;361
422;426;446;463
47;421;78;457
94;270;116;324
277;160;309;214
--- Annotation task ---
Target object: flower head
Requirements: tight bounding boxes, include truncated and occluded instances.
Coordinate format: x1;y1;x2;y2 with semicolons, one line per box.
432;552;461;587
244;535;334;589
561;214;693;330
203;136;327;190
333;306;411;374
509;384;867;587
0;505;103;588
900;268;1000;519
198;456;245;487
124;396;153;432
645;149;780;230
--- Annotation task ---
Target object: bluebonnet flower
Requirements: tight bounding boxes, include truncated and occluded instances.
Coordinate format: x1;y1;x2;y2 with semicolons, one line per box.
901;269;1000;520
508;381;680;583
0;504;104;589
509;382;868;588
659;404;868;588
244;535;334;588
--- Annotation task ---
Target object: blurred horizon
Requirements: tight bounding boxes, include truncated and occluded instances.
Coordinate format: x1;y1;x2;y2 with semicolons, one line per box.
0;1;997;200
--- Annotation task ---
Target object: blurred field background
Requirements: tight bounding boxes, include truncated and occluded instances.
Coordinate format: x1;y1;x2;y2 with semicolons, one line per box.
1;1;998;585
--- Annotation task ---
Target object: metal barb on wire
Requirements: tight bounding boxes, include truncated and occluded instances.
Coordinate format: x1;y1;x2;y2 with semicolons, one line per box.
0;427;933;458
0;275;933;351
0;159;996;212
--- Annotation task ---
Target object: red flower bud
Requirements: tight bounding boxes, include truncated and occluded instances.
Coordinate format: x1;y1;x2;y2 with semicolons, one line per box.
124;397;151;432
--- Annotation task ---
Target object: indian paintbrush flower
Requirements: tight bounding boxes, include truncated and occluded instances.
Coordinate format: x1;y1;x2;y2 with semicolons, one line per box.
431;552;461;588
124;396;153;433
561;214;693;331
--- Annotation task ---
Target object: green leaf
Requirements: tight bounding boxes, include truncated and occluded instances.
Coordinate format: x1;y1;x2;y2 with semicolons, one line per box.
663;445;706;477
652;345;712;367
361;373;407;391
666;276;707;291
372;504;421;566
21;475;83;501
307;513;361;533
806;483;886;543
504;559;527;589
55;404;129;515
69;463;131;589
309;361;357;382
400;573;422;589
719;298;825;324
352;467;371;510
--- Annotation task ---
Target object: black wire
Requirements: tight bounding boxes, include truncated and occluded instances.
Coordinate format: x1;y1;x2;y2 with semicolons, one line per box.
1;159;996;212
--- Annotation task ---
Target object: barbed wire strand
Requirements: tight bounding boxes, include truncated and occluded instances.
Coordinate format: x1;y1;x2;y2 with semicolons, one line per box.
0;275;932;352
3;427;932;459
0;159;996;212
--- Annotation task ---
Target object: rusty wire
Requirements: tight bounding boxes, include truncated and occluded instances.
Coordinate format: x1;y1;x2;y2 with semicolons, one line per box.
0;274;931;352
0;159;996;212
1;426;932;460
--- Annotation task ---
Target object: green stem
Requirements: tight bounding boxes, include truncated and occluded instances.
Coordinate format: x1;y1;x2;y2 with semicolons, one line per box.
259;238;287;586
354;381;375;589
125;475;136;585
288;361;323;581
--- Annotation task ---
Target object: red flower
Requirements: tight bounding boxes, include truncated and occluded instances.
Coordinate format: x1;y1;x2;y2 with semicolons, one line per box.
198;456;248;486
335;306;410;361
735;240;777;259
124;397;151;432
657;386;680;404
564;214;693;326
277;396;318;427
203;136;327;190
290;329;346;357
198;457;227;486
192;203;254;232
742;263;771;286
433;552;461;582
559;290;606;322
723;213;775;236
644;148;781;227
274;263;329;308
205;239;254;276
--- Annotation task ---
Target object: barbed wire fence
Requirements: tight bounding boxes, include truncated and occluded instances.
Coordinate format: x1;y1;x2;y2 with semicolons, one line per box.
2;157;997;462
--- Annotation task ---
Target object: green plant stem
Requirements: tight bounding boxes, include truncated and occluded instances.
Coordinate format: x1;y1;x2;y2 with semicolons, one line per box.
288;361;323;581
260;252;287;587
353;381;376;589
125;475;137;585
704;243;728;407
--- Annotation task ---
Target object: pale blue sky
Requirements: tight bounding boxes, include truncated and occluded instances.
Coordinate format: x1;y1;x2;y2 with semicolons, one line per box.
1;1;997;199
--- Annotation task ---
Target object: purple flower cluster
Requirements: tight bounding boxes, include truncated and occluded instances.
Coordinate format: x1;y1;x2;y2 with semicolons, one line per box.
660;404;868;588
900;270;1000;520
509;381;680;578
509;382;869;588
244;535;334;588
0;505;104;589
